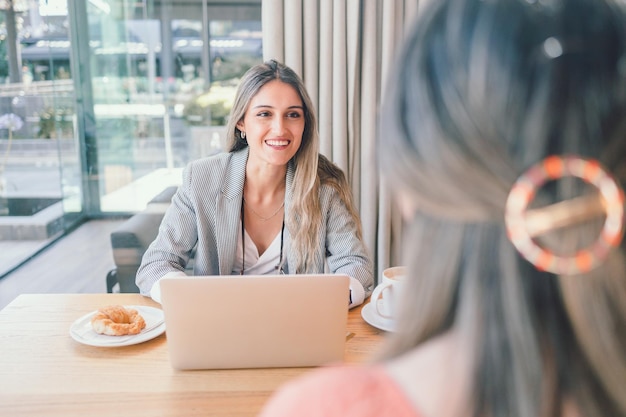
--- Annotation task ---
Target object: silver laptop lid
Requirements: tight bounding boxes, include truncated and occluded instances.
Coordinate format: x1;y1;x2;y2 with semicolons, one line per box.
160;274;350;370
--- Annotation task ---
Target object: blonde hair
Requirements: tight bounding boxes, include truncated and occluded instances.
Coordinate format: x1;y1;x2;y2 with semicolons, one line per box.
378;0;626;416
226;60;362;272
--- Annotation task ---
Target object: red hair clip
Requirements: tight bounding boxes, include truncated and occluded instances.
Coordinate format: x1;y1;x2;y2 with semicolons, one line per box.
505;156;625;275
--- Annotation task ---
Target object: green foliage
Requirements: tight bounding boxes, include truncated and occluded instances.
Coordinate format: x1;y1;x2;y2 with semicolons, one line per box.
183;81;238;126
182;55;261;126
0;40;8;79
37;107;74;139
211;55;259;83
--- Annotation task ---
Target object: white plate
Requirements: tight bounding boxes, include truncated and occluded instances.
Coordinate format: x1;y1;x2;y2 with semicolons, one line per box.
361;300;396;332
70;305;166;347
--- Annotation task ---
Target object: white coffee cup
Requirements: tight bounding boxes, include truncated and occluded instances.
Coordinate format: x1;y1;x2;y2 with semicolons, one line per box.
370;266;406;320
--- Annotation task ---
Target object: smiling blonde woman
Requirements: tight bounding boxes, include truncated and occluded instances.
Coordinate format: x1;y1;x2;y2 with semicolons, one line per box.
136;60;373;309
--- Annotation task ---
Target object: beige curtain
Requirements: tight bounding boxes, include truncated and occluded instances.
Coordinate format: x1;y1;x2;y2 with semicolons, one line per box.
262;0;423;283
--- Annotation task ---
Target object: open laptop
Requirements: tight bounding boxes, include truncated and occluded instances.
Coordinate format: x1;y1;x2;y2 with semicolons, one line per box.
159;274;350;370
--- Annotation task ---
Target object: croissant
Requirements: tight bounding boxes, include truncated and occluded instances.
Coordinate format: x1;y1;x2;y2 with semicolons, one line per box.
91;305;146;336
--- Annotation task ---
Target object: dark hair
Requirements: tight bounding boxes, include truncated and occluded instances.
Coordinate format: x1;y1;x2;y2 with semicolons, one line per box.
378;0;626;416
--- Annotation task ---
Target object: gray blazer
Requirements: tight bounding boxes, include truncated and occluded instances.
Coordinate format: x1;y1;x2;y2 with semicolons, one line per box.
136;148;374;298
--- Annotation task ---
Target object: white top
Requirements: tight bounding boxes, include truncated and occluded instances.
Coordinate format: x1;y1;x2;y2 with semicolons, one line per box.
231;225;283;275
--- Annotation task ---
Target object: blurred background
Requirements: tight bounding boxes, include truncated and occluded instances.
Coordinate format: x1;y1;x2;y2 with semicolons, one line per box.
0;0;263;275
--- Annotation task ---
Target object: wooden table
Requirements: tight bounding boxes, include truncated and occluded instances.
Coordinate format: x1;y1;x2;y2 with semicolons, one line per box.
0;293;386;417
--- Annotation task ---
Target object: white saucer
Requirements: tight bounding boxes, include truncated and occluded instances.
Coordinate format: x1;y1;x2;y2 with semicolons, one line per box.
361;300;396;332
70;305;166;347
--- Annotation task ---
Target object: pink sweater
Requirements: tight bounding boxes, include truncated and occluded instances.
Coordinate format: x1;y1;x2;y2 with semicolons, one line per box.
258;364;420;417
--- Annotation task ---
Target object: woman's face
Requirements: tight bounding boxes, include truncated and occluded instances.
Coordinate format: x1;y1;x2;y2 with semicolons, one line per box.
237;80;305;168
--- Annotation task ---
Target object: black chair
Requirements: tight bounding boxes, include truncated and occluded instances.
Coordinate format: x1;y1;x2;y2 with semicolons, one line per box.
106;268;118;293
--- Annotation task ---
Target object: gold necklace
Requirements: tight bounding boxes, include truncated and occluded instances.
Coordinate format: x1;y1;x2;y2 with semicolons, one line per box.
242;198;285;222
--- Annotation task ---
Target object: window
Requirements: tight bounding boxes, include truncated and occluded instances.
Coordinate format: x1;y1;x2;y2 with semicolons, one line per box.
0;0;262;275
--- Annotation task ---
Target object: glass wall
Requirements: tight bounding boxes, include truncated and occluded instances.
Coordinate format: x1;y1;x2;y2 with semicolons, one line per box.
0;0;262;275
81;0;262;212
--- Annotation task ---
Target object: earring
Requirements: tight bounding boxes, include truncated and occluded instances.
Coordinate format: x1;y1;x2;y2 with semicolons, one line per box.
241;131;246;139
